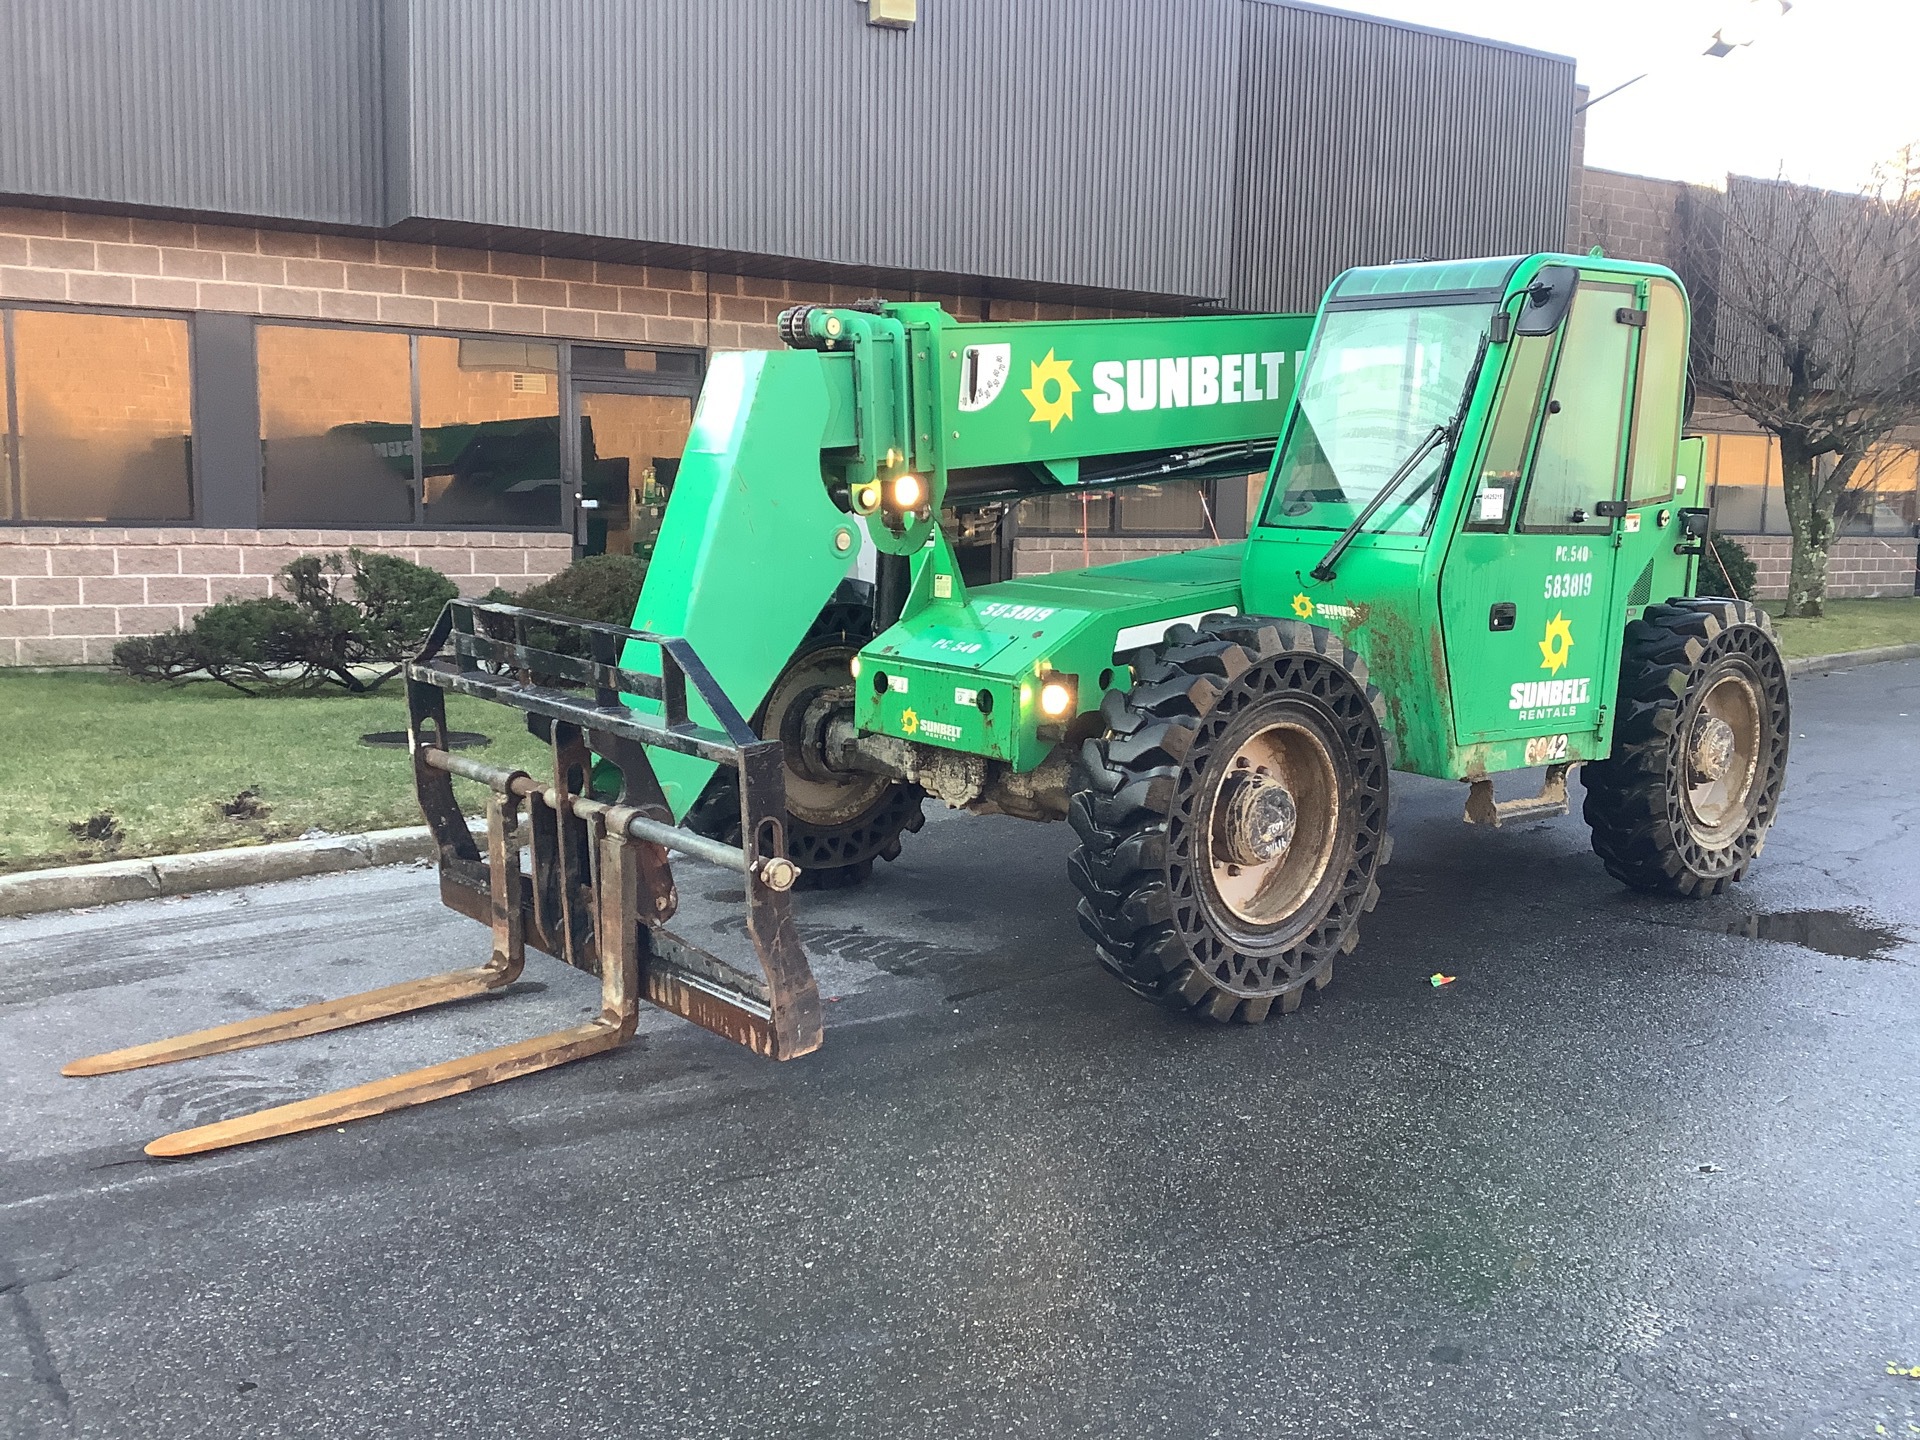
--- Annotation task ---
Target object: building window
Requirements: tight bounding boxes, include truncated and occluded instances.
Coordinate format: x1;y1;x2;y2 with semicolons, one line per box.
417;335;562;528
1703;433;1777;534
1016;477;1238;540
1837;443;1918;537
2;307;192;523
258;324;414;526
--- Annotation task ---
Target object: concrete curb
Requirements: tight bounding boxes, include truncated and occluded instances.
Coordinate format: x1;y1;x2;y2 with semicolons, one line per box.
1786;641;1920;677
3;637;1916;919
0;825;445;919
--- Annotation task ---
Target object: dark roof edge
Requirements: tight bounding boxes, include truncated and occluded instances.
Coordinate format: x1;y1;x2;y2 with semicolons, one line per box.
1244;0;1577;69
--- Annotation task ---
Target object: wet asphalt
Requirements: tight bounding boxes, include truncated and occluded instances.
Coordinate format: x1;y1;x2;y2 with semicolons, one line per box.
2;660;1918;1440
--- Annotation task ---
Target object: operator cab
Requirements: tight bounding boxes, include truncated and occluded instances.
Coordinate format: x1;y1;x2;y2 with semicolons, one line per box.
1247;253;1698;776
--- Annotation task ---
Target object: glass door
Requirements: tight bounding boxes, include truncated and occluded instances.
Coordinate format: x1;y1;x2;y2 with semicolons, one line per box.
565;346;702;558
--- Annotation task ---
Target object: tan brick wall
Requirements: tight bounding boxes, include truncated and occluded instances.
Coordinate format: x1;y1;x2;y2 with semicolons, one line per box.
0;204;1185;664
1725;535;1918;601
0;205;1150;354
1575;168;1696;266
0;527;570;665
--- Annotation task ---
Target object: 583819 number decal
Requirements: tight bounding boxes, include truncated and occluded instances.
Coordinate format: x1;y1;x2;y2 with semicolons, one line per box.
1544;572;1594;599
1523;733;1570;765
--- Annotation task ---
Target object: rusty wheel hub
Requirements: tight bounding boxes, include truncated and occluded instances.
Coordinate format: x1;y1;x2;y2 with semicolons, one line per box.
1215;769;1300;866
1207;721;1340;928
1688;715;1737;784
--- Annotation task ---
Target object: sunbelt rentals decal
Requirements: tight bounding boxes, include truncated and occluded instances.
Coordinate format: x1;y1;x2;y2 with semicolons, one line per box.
1509;612;1592;722
957;343;1300;429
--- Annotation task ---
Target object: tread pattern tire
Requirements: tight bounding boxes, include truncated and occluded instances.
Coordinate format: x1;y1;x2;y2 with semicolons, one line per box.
687;590;924;890
1068;613;1392;1023
1581;597;1790;897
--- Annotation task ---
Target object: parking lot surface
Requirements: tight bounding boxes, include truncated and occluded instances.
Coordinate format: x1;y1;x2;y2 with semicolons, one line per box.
3;661;1917;1439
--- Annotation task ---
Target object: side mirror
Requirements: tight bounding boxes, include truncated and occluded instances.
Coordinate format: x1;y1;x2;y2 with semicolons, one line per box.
1514;265;1578;336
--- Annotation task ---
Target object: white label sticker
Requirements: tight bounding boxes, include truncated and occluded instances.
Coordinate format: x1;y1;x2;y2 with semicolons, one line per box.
957;343;1012;412
933;574;953;599
1477;486;1506;522
888;674;908;693
1623;513;1642;533
953;687;977;708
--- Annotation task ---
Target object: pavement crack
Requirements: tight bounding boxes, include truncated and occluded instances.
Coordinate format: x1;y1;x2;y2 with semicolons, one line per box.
0;1254;74;1419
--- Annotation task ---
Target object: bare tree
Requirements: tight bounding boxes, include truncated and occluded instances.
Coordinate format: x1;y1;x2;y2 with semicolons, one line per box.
1680;151;1920;616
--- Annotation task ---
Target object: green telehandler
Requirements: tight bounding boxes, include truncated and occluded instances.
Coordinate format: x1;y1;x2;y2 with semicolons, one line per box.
72;253;1790;1156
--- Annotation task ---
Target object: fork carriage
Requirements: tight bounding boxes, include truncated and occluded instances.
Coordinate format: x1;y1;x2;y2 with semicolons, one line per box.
65;601;824;1157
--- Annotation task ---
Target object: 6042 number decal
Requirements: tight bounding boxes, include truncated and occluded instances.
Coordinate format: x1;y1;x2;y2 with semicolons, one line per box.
1523;733;1570;765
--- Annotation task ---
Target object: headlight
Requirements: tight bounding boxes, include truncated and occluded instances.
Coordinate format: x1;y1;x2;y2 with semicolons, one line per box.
1039;676;1075;718
891;473;924;510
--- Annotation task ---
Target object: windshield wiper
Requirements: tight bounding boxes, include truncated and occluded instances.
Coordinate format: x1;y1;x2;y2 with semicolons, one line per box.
1308;423;1448;582
1307;327;1494;584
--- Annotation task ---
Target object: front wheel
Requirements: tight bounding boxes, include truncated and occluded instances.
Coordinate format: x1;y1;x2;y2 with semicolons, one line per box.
1581;598;1790;897
1068;615;1392;1023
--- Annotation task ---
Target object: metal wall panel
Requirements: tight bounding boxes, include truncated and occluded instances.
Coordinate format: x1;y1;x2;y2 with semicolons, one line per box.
0;0;1576;308
0;0;384;225
1227;1;1576;311
396;0;1244;299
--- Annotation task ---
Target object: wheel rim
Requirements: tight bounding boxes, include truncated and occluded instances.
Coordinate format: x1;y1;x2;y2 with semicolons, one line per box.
1205;720;1341;927
762;645;891;828
1682;665;1763;843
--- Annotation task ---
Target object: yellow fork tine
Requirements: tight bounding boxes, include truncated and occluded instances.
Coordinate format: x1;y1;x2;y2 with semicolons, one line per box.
66;792;528;1081
61;963;516;1078
143;1009;629;1158
139;808;639;1159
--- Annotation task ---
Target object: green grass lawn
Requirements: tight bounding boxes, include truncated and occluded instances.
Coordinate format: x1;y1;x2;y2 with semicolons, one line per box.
6;594;1915;873
1759;596;1920;660
0;671;551;874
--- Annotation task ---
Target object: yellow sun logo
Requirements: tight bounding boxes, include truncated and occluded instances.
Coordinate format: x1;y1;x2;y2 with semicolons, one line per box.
1291;592;1316;620
1539;612;1574;674
900;707;919;736
1022;349;1079;430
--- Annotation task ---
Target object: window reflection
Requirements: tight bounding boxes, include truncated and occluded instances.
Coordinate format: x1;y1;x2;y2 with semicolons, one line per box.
418;335;563;528
258;325;414;526
1117;481;1212;534
13;310;192;522
577;391;694;557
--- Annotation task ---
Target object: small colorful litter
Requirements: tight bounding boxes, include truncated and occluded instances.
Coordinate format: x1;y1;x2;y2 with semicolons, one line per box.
1887;1363;1920;1378
1429;973;1457;988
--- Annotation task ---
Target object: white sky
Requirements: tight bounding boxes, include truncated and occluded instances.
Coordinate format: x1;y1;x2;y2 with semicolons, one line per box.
1337;0;1919;192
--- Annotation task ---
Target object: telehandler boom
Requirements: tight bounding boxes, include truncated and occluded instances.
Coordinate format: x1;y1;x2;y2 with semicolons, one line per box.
72;253;1789;1155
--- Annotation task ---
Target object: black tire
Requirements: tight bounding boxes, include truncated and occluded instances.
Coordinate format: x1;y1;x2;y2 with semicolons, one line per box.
687;589;924;890
1069;614;1392;1023
1581;598;1789;897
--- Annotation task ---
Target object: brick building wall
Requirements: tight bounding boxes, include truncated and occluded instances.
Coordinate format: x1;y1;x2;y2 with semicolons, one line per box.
0;203;1168;663
1724;536;1917;601
0;527;572;666
1573;168;1697;265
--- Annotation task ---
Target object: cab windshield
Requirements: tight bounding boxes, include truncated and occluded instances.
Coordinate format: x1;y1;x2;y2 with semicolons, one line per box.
1262;300;1493;534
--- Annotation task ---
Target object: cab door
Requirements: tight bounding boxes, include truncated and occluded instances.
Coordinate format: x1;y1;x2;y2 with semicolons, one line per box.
1439;276;1643;749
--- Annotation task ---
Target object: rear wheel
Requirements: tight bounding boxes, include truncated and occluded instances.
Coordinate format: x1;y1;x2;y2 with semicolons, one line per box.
687;591;924;890
1581;598;1789;896
1069;615;1392;1022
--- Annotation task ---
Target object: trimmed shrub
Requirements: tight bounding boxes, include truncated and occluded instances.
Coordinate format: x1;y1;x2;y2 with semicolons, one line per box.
114;549;457;694
1706;533;1757;602
508;553;649;629
482;552;649;658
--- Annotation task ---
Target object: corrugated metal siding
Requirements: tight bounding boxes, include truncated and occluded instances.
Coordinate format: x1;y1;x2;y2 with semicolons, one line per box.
397;0;1244;299
0;0;383;225
1227;1;1575;311
0;0;1576;307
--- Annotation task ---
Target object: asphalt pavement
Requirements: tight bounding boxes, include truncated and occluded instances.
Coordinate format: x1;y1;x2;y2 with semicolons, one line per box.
3;660;1918;1440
